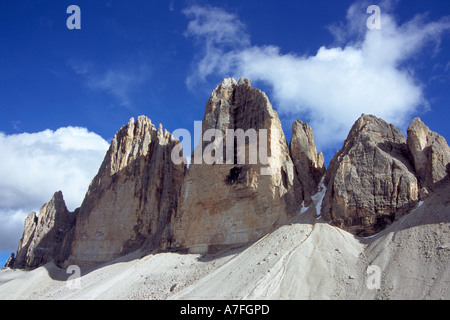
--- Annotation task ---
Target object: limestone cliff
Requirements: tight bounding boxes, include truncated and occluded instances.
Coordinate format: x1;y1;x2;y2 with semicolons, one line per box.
407;117;450;195
321;114;419;237
8;191;75;269
289;120;325;205
170;78;304;253
66;116;186;266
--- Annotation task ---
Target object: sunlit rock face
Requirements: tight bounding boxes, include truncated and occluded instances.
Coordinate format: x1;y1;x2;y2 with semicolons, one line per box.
170;78;304;253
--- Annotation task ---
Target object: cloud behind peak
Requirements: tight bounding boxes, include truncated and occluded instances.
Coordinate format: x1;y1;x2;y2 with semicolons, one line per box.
184;2;450;152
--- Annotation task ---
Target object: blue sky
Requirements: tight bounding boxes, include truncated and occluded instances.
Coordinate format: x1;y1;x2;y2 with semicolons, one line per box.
1;0;450;266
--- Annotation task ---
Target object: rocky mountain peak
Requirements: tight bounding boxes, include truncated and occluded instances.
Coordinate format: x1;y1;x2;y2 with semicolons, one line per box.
345;114;407;146
7;191;75;269
108;115;155;175
289;120;325;204
322;114;419;236
66;116;186;266
171;78;303;253
407;117;450;194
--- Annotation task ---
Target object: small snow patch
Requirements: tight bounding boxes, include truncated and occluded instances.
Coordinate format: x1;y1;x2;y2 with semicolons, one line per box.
299;201;309;214
311;177;326;218
363;232;380;239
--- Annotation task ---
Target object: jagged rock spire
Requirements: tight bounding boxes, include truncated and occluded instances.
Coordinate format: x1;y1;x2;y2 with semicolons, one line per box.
9;191;75;269
407;117;450;194
321;114;419;237
171;78;304;253
66;116;186;266
289;119;325;205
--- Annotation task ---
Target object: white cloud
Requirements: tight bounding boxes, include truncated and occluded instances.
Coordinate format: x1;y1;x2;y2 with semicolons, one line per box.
0;127;109;252
184;5;249;47
0;209;32;252
184;2;450;152
183;5;250;87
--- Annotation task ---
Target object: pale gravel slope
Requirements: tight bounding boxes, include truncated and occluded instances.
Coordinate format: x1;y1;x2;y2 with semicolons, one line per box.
0;183;448;300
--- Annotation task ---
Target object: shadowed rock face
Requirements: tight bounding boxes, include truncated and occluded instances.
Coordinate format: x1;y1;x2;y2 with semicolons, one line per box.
321;114;419;237
289;120;325;205
8;191;75;269
407;117;450;195
170;78;304;253
66;116;186;266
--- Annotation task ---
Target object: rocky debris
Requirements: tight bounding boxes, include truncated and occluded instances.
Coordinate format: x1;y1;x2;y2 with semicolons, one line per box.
170;78;303;253
321;114;419;237
289;120;325;204
66;116;186;266
8;191;75;269
407;117;450;195
356;179;450;300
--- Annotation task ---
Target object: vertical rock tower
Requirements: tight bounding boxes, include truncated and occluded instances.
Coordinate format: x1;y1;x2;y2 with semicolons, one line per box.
407;117;450;195
66;116;186;266
170;78;305;252
8;191;75;269
289;120;326;205
321;115;419;236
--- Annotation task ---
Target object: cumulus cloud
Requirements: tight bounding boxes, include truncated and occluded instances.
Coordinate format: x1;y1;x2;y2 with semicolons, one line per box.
0;127;109;251
0;209;33;252
184;2;450;152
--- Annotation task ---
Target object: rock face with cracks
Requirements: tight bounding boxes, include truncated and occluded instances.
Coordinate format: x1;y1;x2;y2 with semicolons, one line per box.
321;114;419;237
289;119;326;205
407;117;450;195
170;78;304;253
8;191;75;269
66;116;186;266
